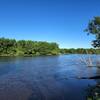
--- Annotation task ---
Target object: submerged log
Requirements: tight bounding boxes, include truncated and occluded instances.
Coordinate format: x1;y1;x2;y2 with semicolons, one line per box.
77;76;100;79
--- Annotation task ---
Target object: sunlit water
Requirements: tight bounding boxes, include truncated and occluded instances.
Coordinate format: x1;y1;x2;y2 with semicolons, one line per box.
0;55;99;100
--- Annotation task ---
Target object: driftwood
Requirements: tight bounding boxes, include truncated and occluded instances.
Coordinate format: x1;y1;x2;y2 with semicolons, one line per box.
77;76;100;79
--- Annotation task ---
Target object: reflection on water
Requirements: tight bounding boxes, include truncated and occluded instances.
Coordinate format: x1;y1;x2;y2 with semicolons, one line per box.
86;67;100;100
0;55;99;100
87;83;100;100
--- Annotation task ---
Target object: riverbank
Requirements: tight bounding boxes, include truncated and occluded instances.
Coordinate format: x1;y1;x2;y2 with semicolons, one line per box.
0;37;100;56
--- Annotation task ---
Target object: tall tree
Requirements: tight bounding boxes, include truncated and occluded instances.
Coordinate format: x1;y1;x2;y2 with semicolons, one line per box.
85;17;100;48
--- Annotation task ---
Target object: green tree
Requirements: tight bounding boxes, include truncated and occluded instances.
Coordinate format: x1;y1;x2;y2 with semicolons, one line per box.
0;38;16;55
85;17;100;48
0;37;60;56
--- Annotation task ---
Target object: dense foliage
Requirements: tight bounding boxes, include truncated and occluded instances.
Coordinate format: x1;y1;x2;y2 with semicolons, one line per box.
60;48;100;54
0;37;99;56
85;16;100;48
0;37;59;56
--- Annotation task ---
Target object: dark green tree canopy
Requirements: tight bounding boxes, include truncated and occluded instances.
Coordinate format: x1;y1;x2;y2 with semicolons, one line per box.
85;17;100;48
0;37;100;55
0;37;60;56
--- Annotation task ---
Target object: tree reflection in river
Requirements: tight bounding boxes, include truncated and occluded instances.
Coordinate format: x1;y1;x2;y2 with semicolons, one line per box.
87;67;100;100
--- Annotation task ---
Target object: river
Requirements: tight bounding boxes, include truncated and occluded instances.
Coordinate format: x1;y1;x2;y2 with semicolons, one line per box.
0;55;99;100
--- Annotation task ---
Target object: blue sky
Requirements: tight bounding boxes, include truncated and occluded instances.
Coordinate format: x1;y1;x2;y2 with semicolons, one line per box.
0;0;100;48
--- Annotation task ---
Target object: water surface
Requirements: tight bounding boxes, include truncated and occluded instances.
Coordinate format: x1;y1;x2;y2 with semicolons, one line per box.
0;55;99;100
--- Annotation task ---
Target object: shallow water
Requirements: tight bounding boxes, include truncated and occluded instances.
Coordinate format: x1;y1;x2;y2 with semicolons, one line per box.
0;55;99;100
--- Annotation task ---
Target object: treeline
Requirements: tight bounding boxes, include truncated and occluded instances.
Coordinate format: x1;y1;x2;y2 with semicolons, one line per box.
0;38;59;56
60;48;100;54
0;37;100;56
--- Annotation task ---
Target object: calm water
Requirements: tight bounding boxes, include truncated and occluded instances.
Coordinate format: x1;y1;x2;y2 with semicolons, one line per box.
0;55;99;100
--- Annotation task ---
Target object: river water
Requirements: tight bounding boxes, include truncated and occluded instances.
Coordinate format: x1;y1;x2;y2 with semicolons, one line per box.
0;55;99;100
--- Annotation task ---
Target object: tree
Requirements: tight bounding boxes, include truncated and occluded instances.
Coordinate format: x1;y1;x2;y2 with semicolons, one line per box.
0;37;60;56
85;17;100;48
0;38;16;55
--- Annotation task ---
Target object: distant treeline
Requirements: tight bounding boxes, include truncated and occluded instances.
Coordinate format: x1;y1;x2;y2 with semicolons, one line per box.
0;37;59;56
0;37;99;56
60;48;100;54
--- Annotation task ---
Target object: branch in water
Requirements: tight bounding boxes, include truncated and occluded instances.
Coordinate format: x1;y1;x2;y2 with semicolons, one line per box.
77;76;100;79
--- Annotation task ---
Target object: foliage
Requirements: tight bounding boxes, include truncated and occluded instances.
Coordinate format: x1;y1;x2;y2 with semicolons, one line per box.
0;37;100;56
85;16;100;48
0;37;59;56
60;48;100;54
